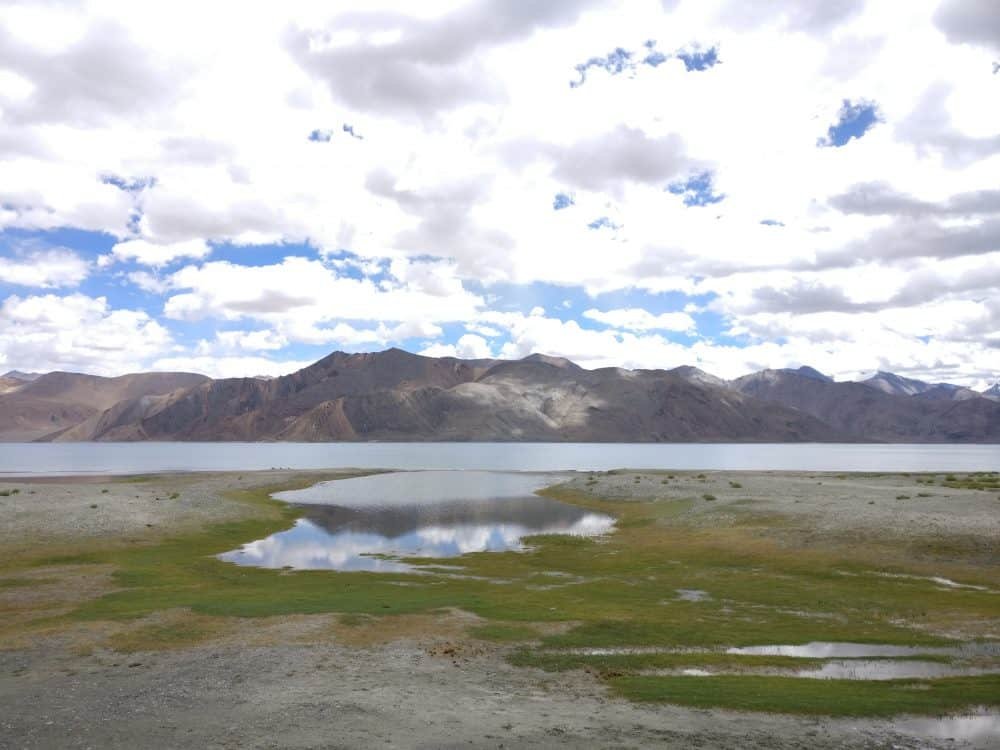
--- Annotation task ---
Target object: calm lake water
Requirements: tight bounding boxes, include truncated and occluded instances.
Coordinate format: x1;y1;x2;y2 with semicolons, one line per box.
1;442;997;475
219;471;613;572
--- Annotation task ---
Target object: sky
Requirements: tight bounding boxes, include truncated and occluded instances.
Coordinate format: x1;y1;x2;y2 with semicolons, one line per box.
0;0;998;387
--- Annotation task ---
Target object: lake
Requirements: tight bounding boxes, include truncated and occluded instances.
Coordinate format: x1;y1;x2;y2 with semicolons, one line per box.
219;470;613;572
0;442;997;475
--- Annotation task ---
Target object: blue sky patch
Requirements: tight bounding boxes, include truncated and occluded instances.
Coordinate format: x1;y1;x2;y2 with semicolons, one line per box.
818;99;880;147
570;40;719;86
667;171;725;207
676;46;719;72
308;129;333;142
100;174;156;192
571;47;633;87
760;219;785;227
343;123;363;140
553;193;574;210
588;216;621;230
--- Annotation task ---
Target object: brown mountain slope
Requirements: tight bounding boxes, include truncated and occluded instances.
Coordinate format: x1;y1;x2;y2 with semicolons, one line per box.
0;376;25;395
26;349;999;443
55;349;498;441
61;350;843;443
0;371;209;441
732;369;1000;442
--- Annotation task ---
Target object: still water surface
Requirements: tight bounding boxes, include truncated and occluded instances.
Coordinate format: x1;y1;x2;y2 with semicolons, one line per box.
220;471;613;572
2;441;997;475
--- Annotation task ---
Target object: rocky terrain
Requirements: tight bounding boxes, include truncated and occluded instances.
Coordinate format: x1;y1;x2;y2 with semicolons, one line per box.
1;350;998;442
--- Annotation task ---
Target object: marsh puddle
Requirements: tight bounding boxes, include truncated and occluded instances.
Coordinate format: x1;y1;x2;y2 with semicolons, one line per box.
892;712;1000;745
795;660;997;680
220;471;613;572
726;641;1000;658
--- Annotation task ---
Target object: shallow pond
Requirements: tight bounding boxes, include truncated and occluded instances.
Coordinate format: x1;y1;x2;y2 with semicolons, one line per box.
892;712;1000;745
220;470;613;572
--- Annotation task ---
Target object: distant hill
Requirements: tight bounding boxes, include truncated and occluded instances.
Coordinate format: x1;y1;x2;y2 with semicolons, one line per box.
3;370;41;382
861;370;985;402
3;350;997;443
734;369;1000;442
0;371;210;441
861;371;935;396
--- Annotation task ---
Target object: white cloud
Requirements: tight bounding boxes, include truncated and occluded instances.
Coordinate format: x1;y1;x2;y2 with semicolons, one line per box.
0;0;997;385
150;355;311;380
111;238;211;267
126;270;171;294
0;293;171;374
163;257;483;335
0;248;89;287
583;307;695;332
420;333;493;360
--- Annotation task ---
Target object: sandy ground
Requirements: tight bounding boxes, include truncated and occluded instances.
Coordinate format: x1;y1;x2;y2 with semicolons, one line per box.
1;469;998;749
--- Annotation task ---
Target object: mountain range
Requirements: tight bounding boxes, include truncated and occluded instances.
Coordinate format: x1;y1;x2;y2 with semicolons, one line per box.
1;349;998;443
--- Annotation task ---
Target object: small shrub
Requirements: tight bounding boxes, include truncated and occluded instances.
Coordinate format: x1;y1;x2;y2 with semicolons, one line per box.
101;489;109;494
729;481;742;489
696;473;706;479
896;495;910;500
917;492;933;498
702;493;716;501
168;492;180;500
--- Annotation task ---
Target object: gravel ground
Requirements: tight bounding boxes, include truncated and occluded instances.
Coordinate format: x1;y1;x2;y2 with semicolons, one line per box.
0;470;360;552
559;469;1000;555
1;469;998;749
0;628;980;750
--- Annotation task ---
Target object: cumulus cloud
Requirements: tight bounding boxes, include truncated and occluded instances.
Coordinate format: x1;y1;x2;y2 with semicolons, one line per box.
150;355;312;380
0;293;171;374
530;126;691;195
829;182;1000;217
583;307;695;332
0;0;998;385
286;0;606;119
162;257;483;347
896;83;1000;167
420;333;493;360
0;19;181;126
111;238;211;267
719;0;865;33
0;247;89;288
934;0;1000;53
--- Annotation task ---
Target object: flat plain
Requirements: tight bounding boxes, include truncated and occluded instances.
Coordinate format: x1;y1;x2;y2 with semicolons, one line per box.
1;469;998;748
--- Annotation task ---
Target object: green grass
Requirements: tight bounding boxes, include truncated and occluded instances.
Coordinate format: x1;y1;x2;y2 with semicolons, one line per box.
942;473;1000;491
3;473;999;718
611;674;1000;716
